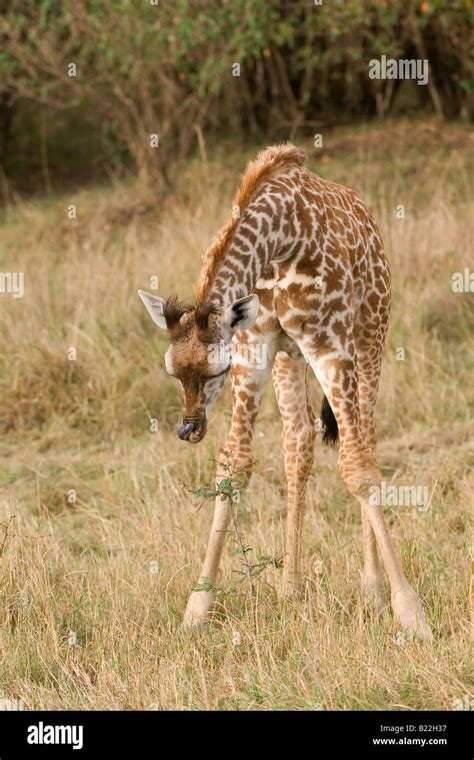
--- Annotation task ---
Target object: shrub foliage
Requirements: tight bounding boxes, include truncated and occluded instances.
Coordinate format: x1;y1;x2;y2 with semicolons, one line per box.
0;0;472;185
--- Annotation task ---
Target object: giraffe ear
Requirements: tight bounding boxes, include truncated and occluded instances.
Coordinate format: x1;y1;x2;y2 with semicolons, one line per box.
221;294;259;335
138;290;167;330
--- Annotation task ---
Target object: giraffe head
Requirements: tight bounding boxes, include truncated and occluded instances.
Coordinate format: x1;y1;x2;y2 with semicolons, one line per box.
138;290;259;443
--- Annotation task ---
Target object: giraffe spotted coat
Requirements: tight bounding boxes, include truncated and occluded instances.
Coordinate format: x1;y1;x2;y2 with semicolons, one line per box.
138;145;432;638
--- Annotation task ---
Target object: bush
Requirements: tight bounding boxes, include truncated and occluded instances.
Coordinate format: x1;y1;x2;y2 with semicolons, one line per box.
0;0;472;188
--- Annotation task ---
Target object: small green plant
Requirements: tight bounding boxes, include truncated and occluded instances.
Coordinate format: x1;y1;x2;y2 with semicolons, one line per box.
192;450;282;624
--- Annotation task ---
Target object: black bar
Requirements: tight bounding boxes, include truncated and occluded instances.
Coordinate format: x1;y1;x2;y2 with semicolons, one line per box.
0;710;471;758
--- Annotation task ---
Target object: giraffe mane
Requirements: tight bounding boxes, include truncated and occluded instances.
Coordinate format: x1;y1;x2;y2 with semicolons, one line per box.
194;144;307;302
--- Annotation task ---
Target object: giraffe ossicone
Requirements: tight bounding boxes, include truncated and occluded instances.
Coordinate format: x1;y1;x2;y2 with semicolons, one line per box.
139;144;432;639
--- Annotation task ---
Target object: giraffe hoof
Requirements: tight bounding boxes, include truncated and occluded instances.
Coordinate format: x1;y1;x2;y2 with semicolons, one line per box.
183;590;216;627
391;586;433;640
362;581;388;615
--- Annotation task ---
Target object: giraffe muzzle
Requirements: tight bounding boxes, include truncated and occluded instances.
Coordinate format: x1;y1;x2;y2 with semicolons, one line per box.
178;422;196;441
178;414;208;443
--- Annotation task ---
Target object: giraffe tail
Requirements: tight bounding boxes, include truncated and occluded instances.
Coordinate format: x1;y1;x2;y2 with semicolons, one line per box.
320;396;339;446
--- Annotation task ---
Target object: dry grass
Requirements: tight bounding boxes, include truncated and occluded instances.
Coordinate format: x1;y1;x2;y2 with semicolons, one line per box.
0;120;473;710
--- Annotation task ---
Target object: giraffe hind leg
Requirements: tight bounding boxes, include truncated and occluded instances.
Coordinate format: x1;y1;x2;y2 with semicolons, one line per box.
290;331;432;639
356;347;388;615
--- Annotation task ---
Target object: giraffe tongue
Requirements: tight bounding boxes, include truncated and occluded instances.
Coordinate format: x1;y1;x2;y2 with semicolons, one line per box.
178;422;196;440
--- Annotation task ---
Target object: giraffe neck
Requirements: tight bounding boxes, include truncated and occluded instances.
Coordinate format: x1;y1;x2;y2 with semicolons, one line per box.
203;185;292;310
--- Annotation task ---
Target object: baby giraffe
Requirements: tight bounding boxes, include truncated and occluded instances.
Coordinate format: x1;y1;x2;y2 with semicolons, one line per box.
139;144;432;639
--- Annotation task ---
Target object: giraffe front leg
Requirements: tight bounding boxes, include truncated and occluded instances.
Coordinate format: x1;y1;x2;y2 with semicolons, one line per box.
272;351;315;598
183;342;272;627
183;433;255;628
183;488;232;627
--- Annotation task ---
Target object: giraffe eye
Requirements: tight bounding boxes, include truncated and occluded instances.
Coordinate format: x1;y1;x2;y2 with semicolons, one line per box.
207;365;231;380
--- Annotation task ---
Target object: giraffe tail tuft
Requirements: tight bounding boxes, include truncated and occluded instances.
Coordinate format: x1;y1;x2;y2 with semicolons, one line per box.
320;396;339;445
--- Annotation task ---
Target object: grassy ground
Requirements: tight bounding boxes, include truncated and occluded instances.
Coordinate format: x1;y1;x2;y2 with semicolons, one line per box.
0;120;473;710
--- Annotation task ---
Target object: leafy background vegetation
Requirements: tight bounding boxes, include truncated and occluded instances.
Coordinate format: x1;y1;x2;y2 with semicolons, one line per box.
0;0;472;190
